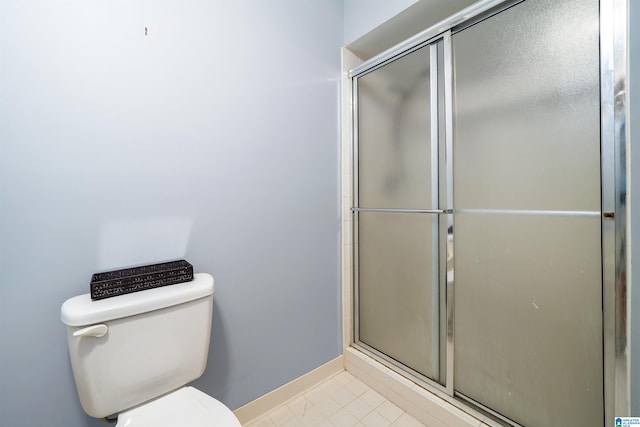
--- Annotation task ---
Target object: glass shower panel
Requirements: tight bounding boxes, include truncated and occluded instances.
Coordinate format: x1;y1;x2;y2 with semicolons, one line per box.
357;46;432;210
358;212;439;379
452;0;601;212
454;214;603;426
452;0;602;425
356;45;440;381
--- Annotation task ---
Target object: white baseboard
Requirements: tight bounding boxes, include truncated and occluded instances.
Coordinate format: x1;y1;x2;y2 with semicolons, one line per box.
233;355;345;424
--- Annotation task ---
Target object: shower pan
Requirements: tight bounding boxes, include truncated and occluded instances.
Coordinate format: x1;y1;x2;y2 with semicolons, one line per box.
349;0;629;425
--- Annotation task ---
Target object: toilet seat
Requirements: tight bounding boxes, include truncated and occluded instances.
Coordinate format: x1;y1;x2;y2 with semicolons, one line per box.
116;386;241;427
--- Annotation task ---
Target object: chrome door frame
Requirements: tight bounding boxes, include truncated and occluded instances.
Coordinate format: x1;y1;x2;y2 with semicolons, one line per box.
601;0;630;420
351;36;445;387
349;0;630;423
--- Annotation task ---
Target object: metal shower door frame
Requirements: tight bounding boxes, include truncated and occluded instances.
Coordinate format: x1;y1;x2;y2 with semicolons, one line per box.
349;0;630;423
351;36;446;386
349;0;630;420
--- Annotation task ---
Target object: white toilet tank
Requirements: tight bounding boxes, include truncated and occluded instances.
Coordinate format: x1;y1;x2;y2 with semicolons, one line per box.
61;273;215;418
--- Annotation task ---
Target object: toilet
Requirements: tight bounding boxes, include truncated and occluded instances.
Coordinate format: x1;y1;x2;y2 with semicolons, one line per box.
61;273;241;426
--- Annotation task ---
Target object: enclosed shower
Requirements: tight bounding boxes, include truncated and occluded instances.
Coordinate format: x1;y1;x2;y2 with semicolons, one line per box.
349;0;628;425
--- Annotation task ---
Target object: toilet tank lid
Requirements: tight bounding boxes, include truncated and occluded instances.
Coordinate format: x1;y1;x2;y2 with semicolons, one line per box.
61;273;214;326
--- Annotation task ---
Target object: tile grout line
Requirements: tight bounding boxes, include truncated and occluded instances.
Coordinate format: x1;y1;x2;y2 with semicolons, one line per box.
246;371;425;427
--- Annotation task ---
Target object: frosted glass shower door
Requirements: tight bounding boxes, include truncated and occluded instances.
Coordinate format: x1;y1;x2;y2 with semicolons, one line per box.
452;0;603;425
355;45;442;381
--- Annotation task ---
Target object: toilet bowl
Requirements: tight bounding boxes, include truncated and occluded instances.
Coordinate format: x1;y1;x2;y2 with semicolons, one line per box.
116;387;240;427
61;273;240;426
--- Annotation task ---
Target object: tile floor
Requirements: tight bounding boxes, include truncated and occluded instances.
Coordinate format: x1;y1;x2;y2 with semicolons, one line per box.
244;371;425;427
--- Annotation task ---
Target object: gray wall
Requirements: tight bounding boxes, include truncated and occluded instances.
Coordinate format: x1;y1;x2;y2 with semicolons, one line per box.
0;1;343;426
630;0;639;416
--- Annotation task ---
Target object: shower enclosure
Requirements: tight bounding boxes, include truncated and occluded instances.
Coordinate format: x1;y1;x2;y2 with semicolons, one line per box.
350;0;628;425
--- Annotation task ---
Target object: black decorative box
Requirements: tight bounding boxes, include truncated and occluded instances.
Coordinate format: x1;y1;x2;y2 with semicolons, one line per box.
90;260;194;300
